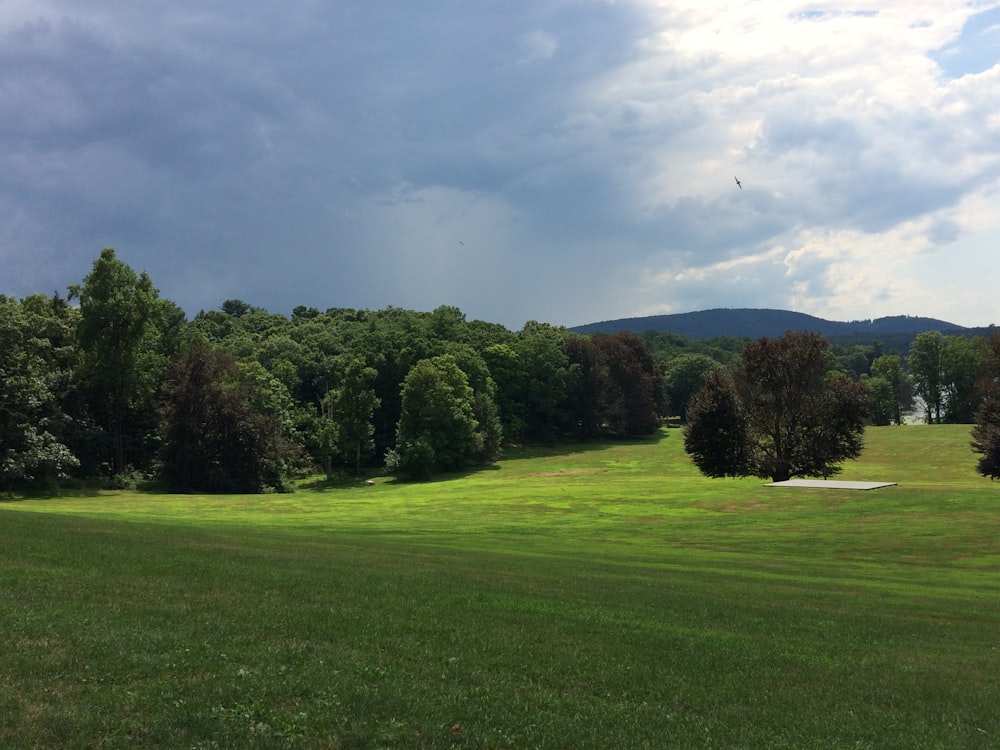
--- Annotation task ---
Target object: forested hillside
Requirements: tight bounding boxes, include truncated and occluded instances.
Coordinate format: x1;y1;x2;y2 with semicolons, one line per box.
571;307;980;348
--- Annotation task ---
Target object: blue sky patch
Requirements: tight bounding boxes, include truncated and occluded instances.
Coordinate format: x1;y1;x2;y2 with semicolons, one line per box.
931;6;1000;78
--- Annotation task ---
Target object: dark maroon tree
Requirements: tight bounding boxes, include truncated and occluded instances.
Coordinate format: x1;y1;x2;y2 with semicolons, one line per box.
685;331;868;482
159;341;295;493
972;333;1000;479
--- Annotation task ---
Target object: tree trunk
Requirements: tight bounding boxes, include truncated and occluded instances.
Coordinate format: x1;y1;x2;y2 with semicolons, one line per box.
113;396;125;475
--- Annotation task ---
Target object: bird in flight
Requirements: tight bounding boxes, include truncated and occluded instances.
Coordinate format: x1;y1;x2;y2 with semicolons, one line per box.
735;177;743;189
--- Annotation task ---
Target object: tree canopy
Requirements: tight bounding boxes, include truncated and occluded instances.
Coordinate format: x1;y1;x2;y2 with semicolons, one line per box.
684;331;869;482
159;340;297;493
0;295;79;490
69;248;171;475
971;333;1000;479
387;354;484;480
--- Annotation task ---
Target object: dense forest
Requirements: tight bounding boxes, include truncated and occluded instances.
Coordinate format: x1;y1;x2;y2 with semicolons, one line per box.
2;249;995;493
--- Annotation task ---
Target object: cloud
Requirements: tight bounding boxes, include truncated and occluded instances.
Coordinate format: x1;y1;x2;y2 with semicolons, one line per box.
517;29;559;64
1;0;999;330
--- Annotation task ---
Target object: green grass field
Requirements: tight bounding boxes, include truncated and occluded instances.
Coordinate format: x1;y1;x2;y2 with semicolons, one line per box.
2;425;998;749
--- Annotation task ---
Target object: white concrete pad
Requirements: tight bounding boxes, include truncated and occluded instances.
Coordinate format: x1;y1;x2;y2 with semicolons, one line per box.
766;479;896;490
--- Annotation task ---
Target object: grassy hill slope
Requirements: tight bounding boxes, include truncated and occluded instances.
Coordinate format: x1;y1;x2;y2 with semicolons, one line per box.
3;425;998;748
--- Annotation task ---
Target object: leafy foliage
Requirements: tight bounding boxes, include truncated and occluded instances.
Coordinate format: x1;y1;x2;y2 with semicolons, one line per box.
683;369;750;478
941;336;985;423
664;353;722;421
863;354;909;425
970;395;1000;479
159;341;295;493
909;331;988;424
0;295;79;490
971;333;1000;479
323;357;381;475
13;248;999;491
685;331;868;482
390;355;483;479
69;248;172;474
512;322;572;443
588;332;664;436
562;332;664;440
908;331;946;423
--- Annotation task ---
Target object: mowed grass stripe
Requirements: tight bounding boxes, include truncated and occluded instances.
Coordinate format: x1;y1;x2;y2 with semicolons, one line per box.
2;424;999;748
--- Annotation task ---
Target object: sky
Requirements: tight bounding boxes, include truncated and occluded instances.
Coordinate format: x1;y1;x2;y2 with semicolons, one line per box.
2;1;999;330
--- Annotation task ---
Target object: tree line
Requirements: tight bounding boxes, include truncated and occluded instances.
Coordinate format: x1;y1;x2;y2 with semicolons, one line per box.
1;249;665;492
3;249;999;493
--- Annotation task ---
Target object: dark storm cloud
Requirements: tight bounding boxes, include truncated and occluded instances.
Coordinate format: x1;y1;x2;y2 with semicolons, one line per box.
2;1;999;328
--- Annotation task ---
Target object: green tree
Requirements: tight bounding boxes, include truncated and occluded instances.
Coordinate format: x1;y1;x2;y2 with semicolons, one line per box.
483;343;526;442
861;372;895;426
832;343;878;380
387;355;480;480
355;307;436;455
220;299;253;318
471;386;504;464
869;354;909;425
972;394;1000;479
942;336;984;423
908;331;946;423
69;249;168;474
325;357;381;475
664;353;722;422
514;322;571;443
684;331;868;482
563;335;613;440
440;343;504;463
0;296;79;490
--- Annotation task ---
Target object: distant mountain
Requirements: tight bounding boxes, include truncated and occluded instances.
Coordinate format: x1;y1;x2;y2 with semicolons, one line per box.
569;308;975;343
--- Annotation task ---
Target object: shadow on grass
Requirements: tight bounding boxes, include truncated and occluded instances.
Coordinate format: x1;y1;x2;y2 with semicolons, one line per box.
380;462;505;486
297;475;386;492
364;431;672;487
503;429;670;461
298;462;505;491
1;478;116;501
